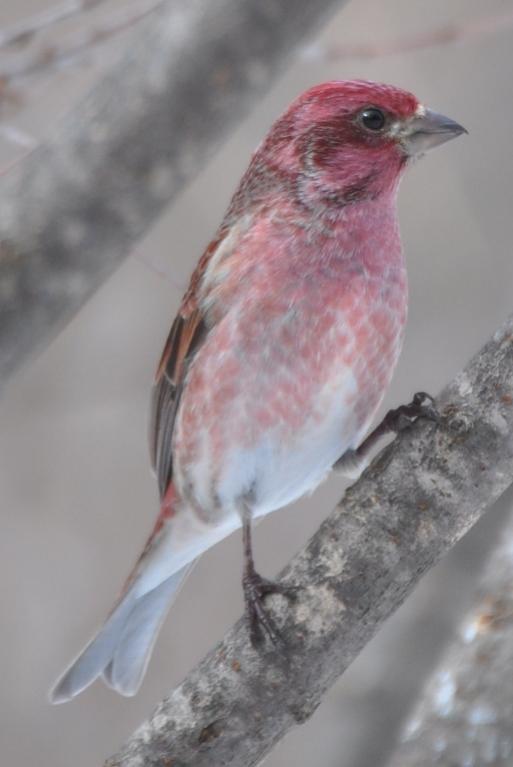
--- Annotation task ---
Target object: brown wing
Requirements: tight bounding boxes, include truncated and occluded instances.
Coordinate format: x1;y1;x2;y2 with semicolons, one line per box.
150;306;207;499
149;226;234;500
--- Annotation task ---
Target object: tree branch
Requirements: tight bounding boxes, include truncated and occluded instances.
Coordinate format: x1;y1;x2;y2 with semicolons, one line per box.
105;316;513;767
0;0;164;85
302;8;513;62
0;0;107;51
387;504;513;766
0;0;347;387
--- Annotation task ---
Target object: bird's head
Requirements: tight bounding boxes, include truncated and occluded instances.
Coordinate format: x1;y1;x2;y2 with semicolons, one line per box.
261;80;466;207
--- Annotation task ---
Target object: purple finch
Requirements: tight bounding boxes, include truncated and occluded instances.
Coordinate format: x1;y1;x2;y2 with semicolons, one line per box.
51;80;465;702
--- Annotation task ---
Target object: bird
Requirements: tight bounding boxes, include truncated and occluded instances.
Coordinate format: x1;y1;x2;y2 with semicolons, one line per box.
50;80;466;703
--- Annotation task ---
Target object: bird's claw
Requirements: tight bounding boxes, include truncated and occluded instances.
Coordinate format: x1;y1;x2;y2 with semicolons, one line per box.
243;570;297;647
383;391;440;434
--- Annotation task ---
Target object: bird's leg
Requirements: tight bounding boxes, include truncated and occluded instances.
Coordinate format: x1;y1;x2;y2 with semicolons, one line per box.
241;503;297;647
335;391;440;474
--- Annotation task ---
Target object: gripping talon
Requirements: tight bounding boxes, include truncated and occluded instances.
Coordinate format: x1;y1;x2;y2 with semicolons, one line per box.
384;391;440;434
349;390;440;463
243;570;297;647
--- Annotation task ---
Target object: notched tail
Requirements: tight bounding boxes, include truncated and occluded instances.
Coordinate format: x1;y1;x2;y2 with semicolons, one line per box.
49;565;191;703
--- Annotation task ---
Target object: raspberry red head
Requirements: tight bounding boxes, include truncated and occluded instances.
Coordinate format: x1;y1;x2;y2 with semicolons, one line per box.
254;80;466;208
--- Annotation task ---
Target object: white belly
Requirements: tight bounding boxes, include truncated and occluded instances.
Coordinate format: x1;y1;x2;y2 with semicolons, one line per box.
215;366;363;518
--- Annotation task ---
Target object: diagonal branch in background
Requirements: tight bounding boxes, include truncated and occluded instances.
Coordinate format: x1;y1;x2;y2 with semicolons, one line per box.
0;0;348;388
0;0;165;85
105;315;513;767
303;8;513;62
387;504;513;767
0;0;107;51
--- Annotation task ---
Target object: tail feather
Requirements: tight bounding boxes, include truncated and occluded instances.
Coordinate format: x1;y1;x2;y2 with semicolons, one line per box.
49;593;137;704
49;564;191;704
50;487;228;703
102;564;193;696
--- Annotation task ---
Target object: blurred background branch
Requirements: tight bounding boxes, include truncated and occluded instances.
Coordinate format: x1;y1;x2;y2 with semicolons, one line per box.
0;0;108;50
387;504;513;767
302;8;513;61
0;0;348;389
1;3;510;97
0;0;163;85
106;315;513;767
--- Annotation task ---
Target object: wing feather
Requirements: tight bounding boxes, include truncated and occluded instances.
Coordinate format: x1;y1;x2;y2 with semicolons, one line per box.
150;308;207;499
149;221;249;499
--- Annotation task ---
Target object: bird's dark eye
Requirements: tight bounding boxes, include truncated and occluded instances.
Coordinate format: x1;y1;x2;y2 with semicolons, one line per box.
360;108;386;131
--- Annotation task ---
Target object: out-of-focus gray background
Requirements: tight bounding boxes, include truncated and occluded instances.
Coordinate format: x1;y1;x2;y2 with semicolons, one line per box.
1;1;512;765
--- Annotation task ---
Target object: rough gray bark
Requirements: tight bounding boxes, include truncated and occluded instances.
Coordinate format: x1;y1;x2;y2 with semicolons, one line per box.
105;316;513;767
0;0;347;386
388;508;513;767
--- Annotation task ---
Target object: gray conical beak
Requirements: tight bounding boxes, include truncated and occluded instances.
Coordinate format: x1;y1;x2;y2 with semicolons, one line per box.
401;108;467;156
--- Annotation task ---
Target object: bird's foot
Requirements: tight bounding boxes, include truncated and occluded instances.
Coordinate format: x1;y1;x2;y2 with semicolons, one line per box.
334;394;439;474
243;569;297;647
381;391;440;434
348;391;440;463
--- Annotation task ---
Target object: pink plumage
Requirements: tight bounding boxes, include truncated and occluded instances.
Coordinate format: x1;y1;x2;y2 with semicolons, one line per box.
50;80;466;702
